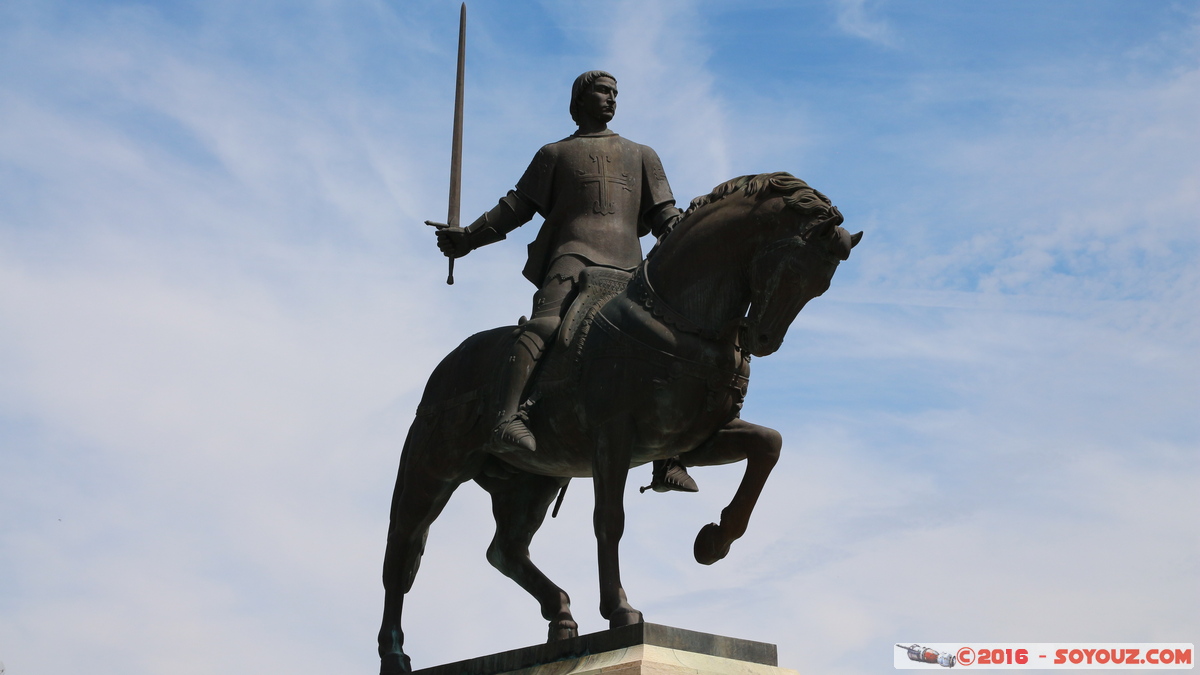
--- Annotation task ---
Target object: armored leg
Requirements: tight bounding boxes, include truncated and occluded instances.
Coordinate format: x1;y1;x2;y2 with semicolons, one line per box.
493;262;580;454
646;456;699;493
493;318;555;453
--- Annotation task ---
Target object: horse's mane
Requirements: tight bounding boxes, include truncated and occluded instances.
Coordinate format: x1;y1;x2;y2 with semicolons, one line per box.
680;172;833;225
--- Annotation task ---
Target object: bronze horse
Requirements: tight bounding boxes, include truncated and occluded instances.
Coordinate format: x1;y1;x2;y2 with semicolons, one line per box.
378;173;860;674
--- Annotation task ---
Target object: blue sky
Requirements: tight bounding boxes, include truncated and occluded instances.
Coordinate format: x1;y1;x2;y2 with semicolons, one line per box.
1;1;1197;674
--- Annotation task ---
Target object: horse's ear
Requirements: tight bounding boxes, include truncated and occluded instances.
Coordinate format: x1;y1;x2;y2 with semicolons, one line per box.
850;231;863;248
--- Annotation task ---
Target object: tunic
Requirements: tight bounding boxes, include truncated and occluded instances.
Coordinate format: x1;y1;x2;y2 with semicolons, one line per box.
514;130;676;285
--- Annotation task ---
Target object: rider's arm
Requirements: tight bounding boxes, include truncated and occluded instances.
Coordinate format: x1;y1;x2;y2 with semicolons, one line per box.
438;190;537;257
637;144;681;240
642;202;682;260
464;190;537;247
645;201;682;239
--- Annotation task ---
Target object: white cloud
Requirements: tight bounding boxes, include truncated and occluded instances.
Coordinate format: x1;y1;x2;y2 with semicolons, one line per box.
1;3;1197;675
535;0;731;201
600;0;732;198
833;0;896;46
0;4;453;673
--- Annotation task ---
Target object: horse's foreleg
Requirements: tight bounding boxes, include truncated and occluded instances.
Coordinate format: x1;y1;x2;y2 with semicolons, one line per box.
591;413;642;627
682;418;782;565
476;470;578;642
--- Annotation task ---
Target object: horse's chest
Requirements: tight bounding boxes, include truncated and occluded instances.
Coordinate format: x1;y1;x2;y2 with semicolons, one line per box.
576;318;750;452
647;361;746;436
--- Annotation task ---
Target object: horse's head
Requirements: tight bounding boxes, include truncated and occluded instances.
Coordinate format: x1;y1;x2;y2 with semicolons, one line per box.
737;174;861;356
649;173;860;355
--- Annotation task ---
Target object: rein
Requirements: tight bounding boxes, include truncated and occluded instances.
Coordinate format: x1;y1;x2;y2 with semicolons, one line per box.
590;310;750;411
626;261;736;343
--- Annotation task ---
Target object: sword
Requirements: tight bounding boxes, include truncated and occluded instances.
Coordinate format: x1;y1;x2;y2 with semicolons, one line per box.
430;2;466;286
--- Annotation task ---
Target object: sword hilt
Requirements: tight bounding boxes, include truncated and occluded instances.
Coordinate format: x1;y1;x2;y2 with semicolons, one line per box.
425;220;457;285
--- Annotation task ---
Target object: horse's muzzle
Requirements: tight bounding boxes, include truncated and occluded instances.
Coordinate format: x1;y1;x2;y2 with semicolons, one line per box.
739;324;783;357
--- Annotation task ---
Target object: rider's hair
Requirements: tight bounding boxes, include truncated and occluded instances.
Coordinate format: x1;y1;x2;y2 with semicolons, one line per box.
570;70;617;125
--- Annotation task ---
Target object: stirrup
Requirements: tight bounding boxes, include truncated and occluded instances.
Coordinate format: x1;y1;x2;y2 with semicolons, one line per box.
640;457;698;493
493;411;536;454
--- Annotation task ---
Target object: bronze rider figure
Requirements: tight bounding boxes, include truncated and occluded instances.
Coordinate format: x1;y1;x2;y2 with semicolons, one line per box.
434;70;697;492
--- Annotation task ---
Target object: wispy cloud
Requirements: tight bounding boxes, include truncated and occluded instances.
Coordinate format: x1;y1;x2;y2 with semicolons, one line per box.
0;3;456;673
833;0;897;46
1;2;1197;674
535;0;731;200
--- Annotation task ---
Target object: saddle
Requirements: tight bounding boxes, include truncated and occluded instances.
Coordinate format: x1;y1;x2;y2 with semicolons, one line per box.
557;267;633;354
529;266;632;397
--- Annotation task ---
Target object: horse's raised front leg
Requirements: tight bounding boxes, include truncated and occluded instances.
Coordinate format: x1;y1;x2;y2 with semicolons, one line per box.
682;418;782;565
475;468;578;642
592;412;642;628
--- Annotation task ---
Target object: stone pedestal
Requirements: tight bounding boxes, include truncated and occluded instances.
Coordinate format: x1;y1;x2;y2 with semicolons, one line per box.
412;623;799;675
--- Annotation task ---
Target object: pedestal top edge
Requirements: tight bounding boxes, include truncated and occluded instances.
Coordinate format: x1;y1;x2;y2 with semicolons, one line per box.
411;623;779;675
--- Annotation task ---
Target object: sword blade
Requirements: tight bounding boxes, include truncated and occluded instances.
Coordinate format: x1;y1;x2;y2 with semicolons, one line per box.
444;2;465;285
448;2;465;229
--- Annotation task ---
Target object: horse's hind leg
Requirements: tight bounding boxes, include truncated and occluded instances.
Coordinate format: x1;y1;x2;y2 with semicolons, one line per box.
476;470;578;642
378;424;475;675
682;418;782;565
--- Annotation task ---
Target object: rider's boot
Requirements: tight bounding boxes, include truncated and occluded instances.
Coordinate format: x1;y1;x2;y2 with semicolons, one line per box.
492;327;546;454
647;456;699;493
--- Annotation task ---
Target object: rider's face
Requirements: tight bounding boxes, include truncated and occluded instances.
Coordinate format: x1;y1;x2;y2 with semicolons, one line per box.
578;77;617;125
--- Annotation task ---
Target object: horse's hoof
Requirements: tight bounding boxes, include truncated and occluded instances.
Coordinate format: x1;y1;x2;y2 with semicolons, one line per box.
380;652;412;675
548;617;579;641
694;522;732;565
608;607;644;629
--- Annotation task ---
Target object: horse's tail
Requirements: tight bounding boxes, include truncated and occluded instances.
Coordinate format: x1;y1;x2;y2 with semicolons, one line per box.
383;414;441;593
382;326;515;593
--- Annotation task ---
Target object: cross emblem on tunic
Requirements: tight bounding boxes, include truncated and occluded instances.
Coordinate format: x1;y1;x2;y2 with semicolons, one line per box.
577;154;632;215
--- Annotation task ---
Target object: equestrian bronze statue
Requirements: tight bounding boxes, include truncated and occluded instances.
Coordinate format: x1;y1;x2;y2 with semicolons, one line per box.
379;67;861;675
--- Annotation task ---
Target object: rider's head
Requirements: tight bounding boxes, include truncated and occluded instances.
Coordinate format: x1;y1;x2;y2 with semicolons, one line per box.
570;70;617;127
